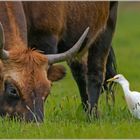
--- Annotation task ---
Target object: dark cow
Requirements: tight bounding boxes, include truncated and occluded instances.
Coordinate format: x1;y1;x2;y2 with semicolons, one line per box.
0;1;118;122
23;2;118;115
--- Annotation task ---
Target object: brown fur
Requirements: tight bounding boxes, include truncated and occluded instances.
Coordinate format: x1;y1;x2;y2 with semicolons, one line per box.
23;2;109;43
3;47;52;98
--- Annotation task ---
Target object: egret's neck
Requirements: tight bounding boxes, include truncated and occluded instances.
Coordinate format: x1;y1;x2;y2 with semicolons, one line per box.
118;79;131;95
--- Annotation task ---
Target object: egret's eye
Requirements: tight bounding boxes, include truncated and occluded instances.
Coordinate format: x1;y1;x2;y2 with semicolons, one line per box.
4;80;20;99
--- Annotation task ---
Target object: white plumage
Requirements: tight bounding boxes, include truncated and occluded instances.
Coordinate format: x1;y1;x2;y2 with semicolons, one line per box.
107;74;140;119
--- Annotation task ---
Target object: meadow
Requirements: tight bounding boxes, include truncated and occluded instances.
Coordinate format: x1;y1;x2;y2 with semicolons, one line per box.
1;2;140;138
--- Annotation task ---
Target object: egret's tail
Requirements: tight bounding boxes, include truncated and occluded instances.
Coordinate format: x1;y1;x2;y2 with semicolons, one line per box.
103;46;117;105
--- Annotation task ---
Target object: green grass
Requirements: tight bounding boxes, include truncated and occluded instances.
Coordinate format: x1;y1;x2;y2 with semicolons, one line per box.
1;2;140;138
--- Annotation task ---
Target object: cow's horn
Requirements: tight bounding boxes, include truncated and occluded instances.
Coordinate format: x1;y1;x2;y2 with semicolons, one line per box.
0;23;9;59
47;27;89;64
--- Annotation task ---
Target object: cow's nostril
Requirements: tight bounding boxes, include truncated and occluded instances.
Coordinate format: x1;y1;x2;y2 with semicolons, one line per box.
26;105;44;123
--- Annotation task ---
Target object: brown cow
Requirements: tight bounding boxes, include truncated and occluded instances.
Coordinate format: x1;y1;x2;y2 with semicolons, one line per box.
0;1;118;122
23;2;118;115
0;2;88;122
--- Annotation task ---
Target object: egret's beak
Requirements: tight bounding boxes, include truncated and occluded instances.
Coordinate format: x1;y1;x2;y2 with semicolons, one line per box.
107;77;116;82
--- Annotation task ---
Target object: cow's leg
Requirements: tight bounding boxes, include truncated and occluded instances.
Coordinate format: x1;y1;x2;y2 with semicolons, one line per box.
67;59;88;111
87;42;109;117
58;34;89;111
87;2;118;117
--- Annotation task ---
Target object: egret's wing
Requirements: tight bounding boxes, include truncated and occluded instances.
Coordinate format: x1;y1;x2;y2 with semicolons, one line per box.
127;92;140;118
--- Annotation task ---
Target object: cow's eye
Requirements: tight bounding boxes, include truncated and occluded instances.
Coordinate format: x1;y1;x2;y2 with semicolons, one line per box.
4;80;20;99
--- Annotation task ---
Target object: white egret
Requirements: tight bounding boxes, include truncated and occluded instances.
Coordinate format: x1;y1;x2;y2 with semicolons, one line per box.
107;74;140;119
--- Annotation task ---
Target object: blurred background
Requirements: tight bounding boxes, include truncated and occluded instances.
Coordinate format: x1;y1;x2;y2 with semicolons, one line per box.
113;2;140;85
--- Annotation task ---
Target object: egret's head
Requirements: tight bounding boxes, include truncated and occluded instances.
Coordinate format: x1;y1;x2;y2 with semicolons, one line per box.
107;74;127;84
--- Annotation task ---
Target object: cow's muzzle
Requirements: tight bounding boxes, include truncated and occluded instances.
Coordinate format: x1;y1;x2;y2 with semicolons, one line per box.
25;98;44;123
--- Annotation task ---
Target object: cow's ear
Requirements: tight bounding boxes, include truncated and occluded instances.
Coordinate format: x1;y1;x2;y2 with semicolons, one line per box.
47;64;66;82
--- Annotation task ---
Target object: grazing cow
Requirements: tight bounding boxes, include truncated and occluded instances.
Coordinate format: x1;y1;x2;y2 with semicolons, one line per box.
23;2;118;115
0;1;118;122
0;2;88;122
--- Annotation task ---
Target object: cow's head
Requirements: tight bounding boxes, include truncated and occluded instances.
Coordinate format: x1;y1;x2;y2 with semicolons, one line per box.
0;23;89;122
